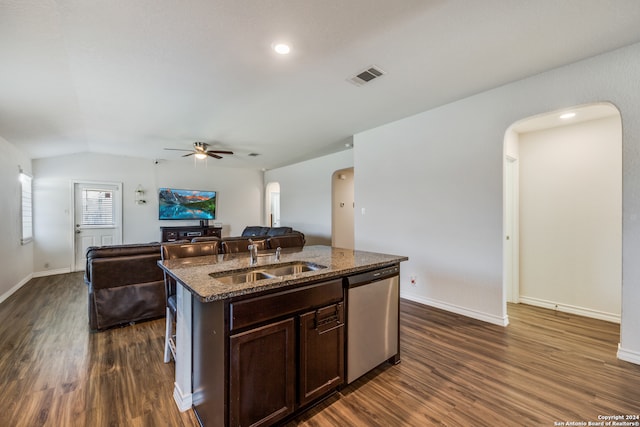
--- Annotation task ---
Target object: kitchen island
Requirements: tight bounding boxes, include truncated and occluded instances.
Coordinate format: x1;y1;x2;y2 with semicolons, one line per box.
159;245;407;427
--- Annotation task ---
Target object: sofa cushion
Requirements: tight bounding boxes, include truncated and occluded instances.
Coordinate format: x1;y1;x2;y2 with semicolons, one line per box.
267;233;305;249
86;242;161;258
88;253;164;290
241;226;270;237
266;227;293;236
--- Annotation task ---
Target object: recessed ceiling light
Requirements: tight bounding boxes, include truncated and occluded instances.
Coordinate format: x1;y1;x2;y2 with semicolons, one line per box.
560;112;576;120
272;43;291;55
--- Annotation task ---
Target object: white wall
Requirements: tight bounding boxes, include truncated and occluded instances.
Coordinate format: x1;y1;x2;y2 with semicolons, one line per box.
354;42;640;363
0;137;33;302
265;150;353;245
518;116;621;321
32;153;263;273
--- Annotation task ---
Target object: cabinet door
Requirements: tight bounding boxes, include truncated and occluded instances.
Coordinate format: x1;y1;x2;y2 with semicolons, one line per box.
299;303;344;406
229;318;296;427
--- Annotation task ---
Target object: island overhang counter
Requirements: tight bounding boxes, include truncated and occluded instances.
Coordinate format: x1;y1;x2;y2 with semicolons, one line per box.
158;245;408;427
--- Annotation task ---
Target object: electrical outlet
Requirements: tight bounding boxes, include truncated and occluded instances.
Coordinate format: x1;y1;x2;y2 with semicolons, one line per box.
410;276;417;286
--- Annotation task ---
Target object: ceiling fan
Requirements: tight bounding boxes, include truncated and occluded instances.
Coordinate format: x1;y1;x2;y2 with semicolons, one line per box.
164;142;234;159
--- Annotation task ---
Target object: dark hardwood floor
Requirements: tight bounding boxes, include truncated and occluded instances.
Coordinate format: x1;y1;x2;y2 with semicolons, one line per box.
1;273;638;426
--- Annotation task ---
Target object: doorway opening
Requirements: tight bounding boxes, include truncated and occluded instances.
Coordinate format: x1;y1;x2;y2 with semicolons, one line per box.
265;182;281;227
331;168;354;249
503;102;622;325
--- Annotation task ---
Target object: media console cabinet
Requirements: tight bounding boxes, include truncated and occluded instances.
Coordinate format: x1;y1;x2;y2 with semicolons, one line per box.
160;225;222;242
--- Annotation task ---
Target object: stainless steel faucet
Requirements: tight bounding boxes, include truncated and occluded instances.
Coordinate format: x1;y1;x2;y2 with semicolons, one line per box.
248;239;258;265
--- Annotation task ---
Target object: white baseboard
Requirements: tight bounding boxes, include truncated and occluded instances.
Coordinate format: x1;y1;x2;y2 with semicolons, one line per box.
173;382;192;412
0;273;33;305
32;267;72;278
617;344;640;366
400;293;509;326
518;295;620;324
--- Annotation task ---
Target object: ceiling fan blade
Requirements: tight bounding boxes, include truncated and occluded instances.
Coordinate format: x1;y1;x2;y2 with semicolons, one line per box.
206;152;223;159
164;148;193;152
207;150;234;155
182;153;195;157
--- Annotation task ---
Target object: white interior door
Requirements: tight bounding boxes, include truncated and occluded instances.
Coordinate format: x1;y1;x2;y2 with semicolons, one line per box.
73;182;122;271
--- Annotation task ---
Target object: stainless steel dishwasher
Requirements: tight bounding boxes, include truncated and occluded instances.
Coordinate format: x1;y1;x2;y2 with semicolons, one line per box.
345;264;400;384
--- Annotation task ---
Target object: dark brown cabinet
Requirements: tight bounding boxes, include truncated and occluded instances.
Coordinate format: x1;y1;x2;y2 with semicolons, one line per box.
299;303;344;406
230;318;296;427
160;225;221;242
194;279;345;426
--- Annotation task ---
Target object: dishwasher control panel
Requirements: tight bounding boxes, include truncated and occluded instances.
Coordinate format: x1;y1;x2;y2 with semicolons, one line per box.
346;265;399;288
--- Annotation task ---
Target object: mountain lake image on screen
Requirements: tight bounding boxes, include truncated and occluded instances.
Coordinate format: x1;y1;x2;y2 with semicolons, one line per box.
158;188;217;220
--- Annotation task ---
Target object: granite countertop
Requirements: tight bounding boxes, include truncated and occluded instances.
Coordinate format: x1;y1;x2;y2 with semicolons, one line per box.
159;245;408;302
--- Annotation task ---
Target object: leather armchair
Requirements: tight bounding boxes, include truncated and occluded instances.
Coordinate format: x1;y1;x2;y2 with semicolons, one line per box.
221;236;268;253
84;243;164;331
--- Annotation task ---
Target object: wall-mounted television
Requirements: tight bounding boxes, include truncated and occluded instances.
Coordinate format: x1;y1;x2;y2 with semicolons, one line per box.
158;188;217;220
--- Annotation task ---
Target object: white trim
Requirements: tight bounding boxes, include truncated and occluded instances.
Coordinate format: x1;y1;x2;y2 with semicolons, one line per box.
0;273;33;305
518;295;620;324
32;267;72;278
173;382;193;412
401;293;509;326
617;344;640;366
174;284;193;412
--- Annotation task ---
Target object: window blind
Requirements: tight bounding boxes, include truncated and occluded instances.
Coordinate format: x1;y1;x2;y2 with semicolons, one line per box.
20;173;33;244
82;189;114;226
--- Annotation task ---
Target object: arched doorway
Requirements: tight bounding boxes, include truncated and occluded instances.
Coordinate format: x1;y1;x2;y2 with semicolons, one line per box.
265;181;280;227
503;102;622;324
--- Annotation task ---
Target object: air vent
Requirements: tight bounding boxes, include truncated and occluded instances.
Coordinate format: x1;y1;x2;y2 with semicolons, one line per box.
348;65;386;86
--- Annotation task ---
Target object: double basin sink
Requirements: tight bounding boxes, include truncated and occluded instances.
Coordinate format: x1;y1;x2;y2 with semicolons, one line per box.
209;261;326;285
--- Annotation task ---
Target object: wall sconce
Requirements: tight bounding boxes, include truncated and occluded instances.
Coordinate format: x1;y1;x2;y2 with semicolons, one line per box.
134;185;146;204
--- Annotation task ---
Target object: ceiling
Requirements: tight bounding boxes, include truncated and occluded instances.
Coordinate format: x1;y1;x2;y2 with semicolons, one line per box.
2;0;640;170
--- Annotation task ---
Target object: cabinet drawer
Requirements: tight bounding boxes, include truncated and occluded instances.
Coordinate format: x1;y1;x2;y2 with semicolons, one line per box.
230;279;343;331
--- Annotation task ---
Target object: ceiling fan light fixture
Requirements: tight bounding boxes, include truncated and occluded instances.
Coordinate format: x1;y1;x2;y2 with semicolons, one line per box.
164;142;233;160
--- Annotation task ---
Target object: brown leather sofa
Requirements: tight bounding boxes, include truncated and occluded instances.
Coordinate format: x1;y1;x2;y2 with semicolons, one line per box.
84;243;165;331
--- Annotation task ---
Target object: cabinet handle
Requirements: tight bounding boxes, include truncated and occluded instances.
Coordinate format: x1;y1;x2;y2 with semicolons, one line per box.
314;302;344;335
316;322;344;335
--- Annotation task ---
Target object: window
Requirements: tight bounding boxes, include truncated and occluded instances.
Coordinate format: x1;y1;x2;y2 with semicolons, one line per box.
20;172;33;244
81;189;115;226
